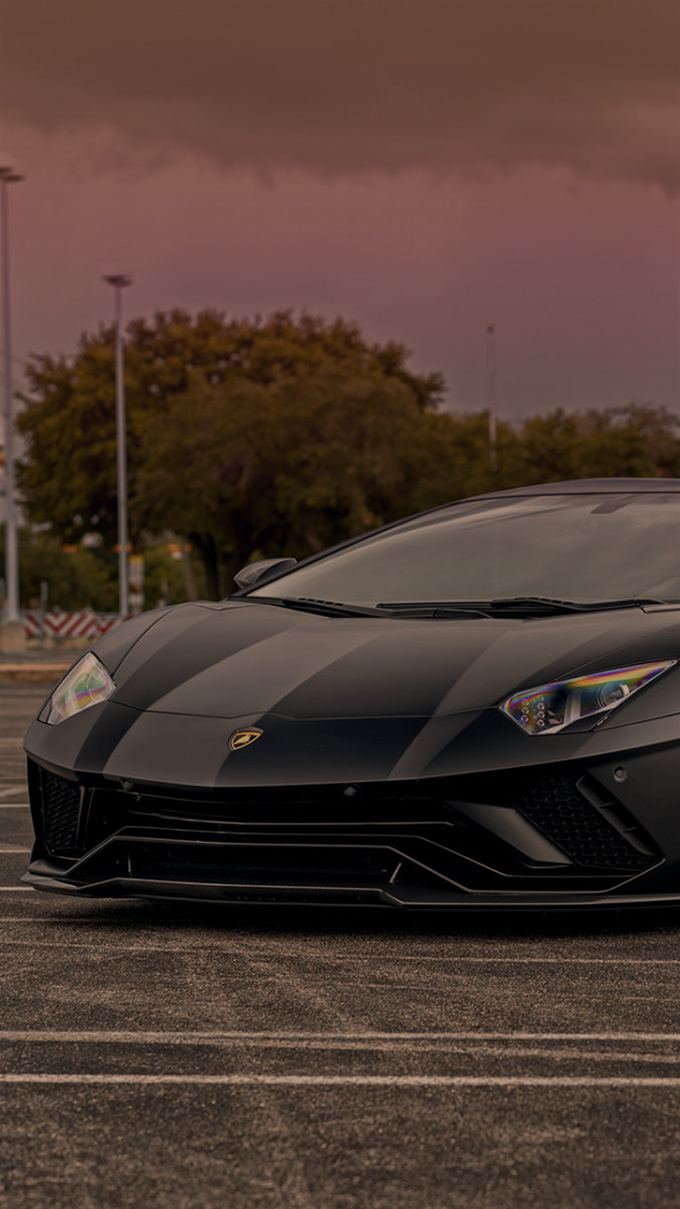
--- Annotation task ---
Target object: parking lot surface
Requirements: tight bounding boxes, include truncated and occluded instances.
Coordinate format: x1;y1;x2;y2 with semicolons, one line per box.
2;684;680;1208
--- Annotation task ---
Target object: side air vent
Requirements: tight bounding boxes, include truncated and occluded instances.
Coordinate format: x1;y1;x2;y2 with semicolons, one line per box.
513;774;657;872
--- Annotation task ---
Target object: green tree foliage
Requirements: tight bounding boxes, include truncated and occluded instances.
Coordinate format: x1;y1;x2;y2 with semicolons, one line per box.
140;362;442;594
505;404;680;485
141;539;207;608
0;529;117;612
15;307;679;602
17;309;442;549
0;528;207;612
17;310;444;595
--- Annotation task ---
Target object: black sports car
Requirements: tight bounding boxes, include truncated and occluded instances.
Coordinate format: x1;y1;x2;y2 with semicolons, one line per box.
23;479;680;909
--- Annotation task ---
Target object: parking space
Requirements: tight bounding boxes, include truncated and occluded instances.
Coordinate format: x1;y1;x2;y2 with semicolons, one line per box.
2;684;680;1208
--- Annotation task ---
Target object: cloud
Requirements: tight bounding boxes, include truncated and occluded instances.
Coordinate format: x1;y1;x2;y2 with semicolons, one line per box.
2;0;678;190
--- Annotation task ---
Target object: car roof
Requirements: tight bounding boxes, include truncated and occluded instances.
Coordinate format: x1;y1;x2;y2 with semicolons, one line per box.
346;478;680;547
464;478;680;499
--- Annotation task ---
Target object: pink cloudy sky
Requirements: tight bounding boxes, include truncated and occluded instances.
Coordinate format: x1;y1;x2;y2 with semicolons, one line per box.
1;0;679;419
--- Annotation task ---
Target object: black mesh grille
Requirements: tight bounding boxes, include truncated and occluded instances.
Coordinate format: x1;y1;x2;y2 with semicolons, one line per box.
514;775;655;871
36;765;659;894
41;772;81;853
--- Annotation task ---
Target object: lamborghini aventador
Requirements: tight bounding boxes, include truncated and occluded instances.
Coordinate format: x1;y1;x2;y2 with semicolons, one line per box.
22;479;680;909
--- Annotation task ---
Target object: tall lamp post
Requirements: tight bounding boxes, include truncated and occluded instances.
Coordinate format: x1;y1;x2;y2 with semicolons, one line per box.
1;165;24;634
486;321;497;471
103;274;132;618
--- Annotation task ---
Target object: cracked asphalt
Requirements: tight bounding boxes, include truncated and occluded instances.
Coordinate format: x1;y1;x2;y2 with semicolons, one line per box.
2;684;680;1209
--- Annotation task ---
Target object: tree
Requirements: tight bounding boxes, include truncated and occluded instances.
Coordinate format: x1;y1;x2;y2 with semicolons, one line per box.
139;359;447;596
16;305;679;604
507;403;680;484
0;528;117;612
17;310;444;595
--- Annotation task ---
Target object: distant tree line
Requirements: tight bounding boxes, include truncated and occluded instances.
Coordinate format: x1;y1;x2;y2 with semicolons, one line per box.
12;308;680;608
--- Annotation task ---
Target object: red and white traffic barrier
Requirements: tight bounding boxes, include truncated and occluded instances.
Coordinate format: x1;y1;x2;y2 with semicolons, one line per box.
22;611;133;641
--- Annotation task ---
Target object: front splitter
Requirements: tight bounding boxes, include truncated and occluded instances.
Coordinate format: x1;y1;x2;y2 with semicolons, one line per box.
20;868;680;910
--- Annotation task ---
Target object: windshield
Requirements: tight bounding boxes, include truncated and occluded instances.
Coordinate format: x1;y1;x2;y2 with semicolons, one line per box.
251;493;680;606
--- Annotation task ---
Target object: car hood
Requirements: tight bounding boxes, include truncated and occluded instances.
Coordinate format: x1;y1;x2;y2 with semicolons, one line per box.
103;599;679;721
26;600;678;789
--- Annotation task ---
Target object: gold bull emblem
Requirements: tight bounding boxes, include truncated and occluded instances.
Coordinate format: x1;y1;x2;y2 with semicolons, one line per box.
229;728;263;751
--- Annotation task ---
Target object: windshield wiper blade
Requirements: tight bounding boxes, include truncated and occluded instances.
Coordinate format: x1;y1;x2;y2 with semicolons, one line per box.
376;602;492;618
568;597;666;611
488;596;592;613
488;596;666;614
250;596;381;618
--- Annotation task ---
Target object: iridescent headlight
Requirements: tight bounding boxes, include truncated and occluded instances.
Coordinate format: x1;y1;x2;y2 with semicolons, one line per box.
500;660;676;736
46;652;116;725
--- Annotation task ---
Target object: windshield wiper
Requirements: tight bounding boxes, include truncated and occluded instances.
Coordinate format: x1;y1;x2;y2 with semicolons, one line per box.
488;596;665;613
249;596;382;618
376;602;492;618
377;596;666;617
249;595;667;620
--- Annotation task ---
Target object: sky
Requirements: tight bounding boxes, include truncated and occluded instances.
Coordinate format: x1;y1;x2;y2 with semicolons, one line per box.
1;0;679;423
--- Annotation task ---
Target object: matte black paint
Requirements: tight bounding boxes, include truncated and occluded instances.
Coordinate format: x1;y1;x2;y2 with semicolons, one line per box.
22;480;680;908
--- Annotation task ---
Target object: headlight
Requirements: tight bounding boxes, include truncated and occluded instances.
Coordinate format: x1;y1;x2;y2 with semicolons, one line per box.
500;660;676;736
46;652;116;725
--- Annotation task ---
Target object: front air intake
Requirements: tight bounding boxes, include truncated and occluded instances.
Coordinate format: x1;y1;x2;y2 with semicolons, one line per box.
40;771;82;854
513;774;656;871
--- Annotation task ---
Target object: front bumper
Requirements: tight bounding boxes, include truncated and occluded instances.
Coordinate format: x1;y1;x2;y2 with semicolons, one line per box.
22;747;680;909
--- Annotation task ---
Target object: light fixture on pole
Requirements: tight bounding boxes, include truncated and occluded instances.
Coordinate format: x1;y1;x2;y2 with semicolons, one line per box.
486;321;497;471
103;274;132;618
1;165;24;630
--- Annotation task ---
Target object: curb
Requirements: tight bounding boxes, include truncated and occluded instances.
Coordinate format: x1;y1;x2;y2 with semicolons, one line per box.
0;665;70;685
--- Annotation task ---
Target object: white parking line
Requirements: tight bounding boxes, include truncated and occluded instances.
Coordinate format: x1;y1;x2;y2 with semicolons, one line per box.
0;805;29;809
0;787;26;799
0;848;30;854
0;888;33;893
328;955;680;966
0;1029;679;1043
0;1074;679;1087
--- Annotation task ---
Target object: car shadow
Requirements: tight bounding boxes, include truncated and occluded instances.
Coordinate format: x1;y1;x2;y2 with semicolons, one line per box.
26;893;680;940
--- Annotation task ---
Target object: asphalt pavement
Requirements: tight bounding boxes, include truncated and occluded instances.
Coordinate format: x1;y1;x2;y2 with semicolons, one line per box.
2;683;680;1208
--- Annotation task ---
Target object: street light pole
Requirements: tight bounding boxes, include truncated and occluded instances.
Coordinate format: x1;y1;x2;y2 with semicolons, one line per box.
103;274;132;618
486;321;497;472
1;166;24;627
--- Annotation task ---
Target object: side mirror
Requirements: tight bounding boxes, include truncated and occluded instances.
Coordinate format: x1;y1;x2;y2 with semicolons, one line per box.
233;558;298;590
